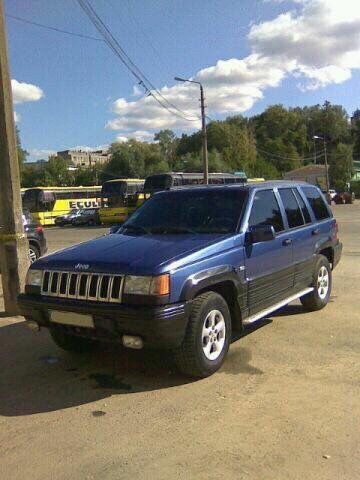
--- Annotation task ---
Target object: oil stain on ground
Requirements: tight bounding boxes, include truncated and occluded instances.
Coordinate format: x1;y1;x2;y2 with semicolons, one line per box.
89;373;132;392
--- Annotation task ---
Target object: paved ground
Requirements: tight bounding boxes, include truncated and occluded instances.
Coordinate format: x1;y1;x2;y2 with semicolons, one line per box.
0;204;359;480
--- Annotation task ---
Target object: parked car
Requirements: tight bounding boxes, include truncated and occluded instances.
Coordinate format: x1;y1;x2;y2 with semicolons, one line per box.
329;189;337;200
71;208;100;226
19;181;342;377
23;211;47;263
333;192;354;204
55;209;81;227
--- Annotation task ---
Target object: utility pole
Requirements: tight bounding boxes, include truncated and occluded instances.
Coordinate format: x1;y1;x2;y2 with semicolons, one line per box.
175;76;209;184
313;135;330;204
199;84;209;185
0;0;29;314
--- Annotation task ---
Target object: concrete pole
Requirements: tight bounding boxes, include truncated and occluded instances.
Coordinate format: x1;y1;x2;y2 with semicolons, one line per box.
0;0;29;314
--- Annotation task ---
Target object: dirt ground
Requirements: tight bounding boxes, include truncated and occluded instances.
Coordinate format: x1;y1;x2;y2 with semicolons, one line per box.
0;203;359;480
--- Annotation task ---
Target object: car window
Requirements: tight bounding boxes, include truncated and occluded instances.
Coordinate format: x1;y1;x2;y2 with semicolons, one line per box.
302;186;331;220
293;188;312;223
248;189;284;233
279;188;304;228
122;189;248;234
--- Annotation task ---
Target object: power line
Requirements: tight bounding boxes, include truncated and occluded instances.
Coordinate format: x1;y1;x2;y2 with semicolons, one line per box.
257;147;325;162
6;13;103;41
76;0;199;123
111;0;170;79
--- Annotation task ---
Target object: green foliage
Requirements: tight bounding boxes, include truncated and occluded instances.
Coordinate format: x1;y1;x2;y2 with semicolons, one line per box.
329;143;353;191
19;101;357;188
44;156;73;186
15;126;28;170
352;110;360;161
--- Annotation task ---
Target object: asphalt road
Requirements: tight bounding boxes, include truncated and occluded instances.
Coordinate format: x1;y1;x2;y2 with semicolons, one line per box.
0;204;359;480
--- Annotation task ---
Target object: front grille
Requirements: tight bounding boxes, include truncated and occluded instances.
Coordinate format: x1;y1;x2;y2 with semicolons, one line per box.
40;271;124;302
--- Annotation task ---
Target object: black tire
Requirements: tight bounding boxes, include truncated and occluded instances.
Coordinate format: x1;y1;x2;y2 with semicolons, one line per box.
300;254;332;311
50;327;96;353
174;291;232;378
29;243;40;263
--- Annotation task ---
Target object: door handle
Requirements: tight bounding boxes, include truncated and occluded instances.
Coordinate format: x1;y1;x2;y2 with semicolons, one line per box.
282;238;292;246
312;228;320;236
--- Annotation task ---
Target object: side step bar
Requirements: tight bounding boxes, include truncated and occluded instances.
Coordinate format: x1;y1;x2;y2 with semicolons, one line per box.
242;287;314;325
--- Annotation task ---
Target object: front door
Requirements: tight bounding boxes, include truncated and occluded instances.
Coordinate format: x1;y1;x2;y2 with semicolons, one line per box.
244;189;293;315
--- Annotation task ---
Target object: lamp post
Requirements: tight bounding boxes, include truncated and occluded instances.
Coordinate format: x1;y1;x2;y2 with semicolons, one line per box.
313;135;330;202
174;76;208;184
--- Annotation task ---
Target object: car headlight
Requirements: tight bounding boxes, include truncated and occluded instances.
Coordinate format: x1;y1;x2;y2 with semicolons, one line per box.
25;269;43;287
124;274;170;296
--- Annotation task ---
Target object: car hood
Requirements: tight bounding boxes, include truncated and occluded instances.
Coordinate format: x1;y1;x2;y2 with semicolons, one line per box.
34;232;235;275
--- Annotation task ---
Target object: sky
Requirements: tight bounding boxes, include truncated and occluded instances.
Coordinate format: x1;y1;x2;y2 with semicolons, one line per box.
5;0;360;160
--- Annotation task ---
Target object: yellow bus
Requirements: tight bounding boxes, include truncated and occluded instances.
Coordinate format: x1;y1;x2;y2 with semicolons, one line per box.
22;186;102;226
99;179;145;224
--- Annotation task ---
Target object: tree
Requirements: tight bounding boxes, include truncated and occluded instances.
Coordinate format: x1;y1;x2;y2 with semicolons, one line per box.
15;126;28;170
73;165;102;186
329;143;353;191
44;156;73;186
352;109;360;161
250;105;306;173
154;130;177;168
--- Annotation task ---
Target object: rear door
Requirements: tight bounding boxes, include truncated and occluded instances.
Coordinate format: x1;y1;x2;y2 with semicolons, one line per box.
278;187;315;290
300;184;334;259
244;189;294;315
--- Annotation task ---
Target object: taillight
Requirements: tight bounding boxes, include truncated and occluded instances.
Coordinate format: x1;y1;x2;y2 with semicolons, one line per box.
36;226;44;234
334;221;339;241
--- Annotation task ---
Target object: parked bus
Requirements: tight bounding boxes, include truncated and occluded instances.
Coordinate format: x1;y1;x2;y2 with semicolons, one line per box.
143;172;248;194
98;178;145;224
23;186;102;226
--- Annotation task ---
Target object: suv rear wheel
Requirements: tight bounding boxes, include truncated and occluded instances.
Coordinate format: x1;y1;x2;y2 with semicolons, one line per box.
300;254;332;311
174;291;231;377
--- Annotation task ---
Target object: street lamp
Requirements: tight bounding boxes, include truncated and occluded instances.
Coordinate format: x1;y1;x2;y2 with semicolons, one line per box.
313;135;330;198
174;76;208;184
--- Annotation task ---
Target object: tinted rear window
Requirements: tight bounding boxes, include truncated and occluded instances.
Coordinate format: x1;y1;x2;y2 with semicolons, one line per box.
279;188;304;228
293;188;311;224
302;186;331;220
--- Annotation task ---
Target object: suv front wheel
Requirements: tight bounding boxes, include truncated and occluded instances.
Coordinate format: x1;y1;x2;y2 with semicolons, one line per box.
174;291;231;377
301;254;332;311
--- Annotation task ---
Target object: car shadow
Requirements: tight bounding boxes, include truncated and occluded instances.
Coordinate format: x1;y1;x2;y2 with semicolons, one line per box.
0;320;193;417
0;303;306;417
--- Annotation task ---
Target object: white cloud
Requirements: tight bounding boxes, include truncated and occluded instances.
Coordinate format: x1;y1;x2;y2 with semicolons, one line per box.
70;144;109;152
107;0;360;139
29;149;56;160
11;79;44;104
14;111;20;122
116;130;155;142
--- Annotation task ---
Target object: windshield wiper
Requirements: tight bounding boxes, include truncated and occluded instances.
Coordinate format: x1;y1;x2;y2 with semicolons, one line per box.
150;226;197;234
121;224;150;235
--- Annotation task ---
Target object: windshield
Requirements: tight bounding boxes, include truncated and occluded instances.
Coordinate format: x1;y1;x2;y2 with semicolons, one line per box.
144;174;172;193
121;188;247;234
101;181;127;207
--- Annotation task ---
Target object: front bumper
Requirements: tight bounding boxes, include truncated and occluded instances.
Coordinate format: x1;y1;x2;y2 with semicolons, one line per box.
333;241;342;269
18;294;190;348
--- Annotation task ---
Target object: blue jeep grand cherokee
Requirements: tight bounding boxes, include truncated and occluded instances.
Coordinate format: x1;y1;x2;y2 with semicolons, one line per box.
19;181;342;377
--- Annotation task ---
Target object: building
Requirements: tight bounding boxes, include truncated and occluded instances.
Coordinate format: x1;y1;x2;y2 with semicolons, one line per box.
57;149;110;167
283;164;328;191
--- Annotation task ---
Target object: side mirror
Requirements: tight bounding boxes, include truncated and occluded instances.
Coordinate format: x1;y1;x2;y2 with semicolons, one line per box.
249;225;275;243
